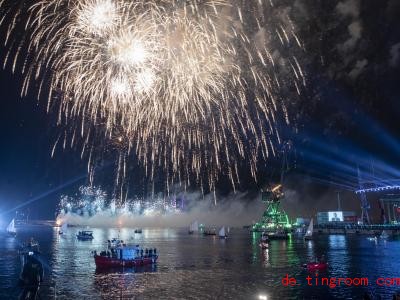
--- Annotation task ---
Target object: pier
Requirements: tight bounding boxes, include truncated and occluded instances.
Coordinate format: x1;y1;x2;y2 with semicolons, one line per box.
314;223;400;235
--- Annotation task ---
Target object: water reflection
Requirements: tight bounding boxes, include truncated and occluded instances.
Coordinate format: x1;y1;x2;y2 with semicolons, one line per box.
261;248;270;267
328;235;349;275
2;227;400;299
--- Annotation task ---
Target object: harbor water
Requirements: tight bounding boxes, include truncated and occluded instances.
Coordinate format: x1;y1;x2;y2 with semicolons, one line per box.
1;225;400;299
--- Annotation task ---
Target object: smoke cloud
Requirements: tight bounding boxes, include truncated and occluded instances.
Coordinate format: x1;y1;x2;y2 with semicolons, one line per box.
57;191;265;228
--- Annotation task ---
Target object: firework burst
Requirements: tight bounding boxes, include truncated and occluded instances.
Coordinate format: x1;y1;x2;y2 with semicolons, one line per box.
1;0;305;202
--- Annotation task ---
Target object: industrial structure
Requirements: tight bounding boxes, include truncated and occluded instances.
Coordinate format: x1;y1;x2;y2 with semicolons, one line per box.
252;141;293;232
251;184;292;232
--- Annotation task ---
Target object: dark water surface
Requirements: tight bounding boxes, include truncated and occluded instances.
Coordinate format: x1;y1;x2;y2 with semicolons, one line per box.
1;225;400;299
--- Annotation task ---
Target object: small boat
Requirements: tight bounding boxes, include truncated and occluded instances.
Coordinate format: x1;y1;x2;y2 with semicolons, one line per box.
77;230;94;240
28;238;39;249
380;230;390;239
203;228;216;236
303;261;328;271
261;232;269;242
18;238;41;257
134;229;142;234
59;223;68;235
367;236;378;242
94;245;158;269
188;221;199;234
6;218;17;236
304;219;314;240
218;226;227;239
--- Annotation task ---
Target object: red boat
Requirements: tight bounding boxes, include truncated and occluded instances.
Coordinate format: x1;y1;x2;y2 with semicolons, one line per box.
303;262;328;271
94;246;158;268
94;255;157;268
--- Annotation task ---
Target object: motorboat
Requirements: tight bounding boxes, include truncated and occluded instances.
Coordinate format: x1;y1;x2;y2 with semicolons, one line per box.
259;232;269;248
304;219;314;240
303;261;328;272
261;232;269;242
77;230;94;240
19;238;41;255
6;218;17;236
218;226;227;239
28;238;39;249
94;245;158;268
134;229;142;234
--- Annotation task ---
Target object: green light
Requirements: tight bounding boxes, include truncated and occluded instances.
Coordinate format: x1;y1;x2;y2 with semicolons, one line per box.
251;186;292;232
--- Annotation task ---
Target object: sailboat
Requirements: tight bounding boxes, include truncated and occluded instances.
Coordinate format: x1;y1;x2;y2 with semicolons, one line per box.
380;230;389;239
193;221;199;232
188;221;199;234
7;219;17;236
304;219;313;240
59;223;68;235
218;226;227;239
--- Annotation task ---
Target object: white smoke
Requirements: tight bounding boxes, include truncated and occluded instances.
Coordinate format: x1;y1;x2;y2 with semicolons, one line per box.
348;58;368;79
57;190;265;228
336;0;360;18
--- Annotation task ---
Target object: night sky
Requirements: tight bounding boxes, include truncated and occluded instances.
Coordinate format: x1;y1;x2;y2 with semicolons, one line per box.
1;0;400;220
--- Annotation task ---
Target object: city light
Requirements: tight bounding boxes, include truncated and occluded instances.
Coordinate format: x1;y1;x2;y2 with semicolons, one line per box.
355;185;400;194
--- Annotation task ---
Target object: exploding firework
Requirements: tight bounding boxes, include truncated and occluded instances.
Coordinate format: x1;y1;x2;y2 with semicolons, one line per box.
0;0;305;201
57;185;184;219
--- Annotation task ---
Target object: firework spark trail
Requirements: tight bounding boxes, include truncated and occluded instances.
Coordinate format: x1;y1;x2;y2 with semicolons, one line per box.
0;0;305;202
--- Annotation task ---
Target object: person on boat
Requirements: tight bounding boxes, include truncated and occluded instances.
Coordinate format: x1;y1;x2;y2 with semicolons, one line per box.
140;249;144;257
145;248;148;257
149;249;153;257
19;252;44;300
153;248;157;256
111;249;116;258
